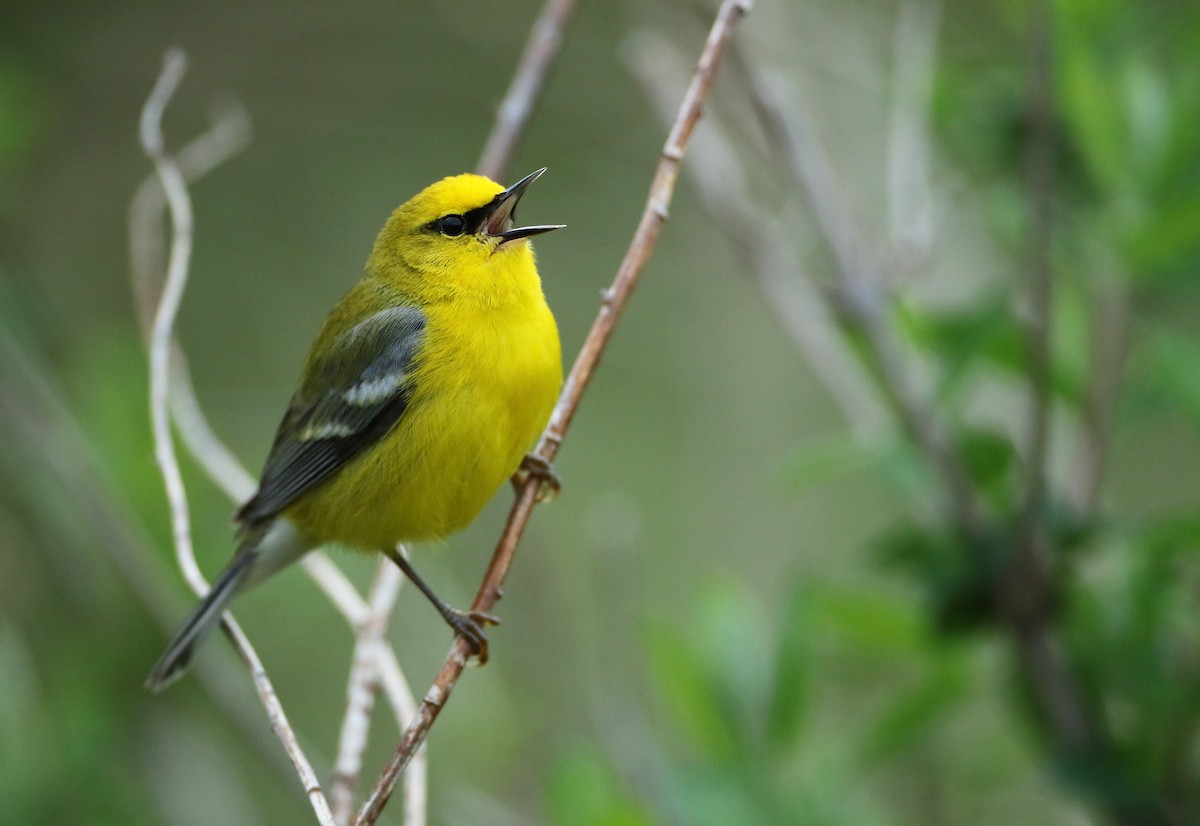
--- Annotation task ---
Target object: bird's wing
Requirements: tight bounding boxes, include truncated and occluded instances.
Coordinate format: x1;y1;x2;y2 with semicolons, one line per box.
236;305;427;525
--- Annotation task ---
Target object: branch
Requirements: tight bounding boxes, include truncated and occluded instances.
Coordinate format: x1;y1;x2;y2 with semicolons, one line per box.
743;67;988;539
1068;285;1131;514
331;561;407;826
139;49;335;826
130;56;427;823
726;3;1116;808
885;0;940;275
351;2;753;823
1015;0;1056;558
625;30;889;444
476;0;578;181
1004;0;1097;759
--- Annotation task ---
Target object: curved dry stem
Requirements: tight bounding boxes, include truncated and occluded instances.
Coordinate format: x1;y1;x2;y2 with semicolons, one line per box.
139;48;335;826
352;3;753;823
129;62;424;818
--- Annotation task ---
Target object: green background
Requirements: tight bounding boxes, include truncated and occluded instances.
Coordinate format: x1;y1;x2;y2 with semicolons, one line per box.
2;1;1199;824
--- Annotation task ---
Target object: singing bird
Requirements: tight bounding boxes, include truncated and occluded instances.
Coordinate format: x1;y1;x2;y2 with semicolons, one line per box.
147;169;563;691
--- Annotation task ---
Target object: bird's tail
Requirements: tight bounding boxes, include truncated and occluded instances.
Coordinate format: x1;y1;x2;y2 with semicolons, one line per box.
145;550;256;692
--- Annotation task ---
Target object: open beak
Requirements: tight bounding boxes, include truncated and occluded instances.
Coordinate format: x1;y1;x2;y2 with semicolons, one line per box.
483;168;565;245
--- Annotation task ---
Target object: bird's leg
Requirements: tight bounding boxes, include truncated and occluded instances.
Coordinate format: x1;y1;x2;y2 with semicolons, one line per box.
383;546;499;664
511;453;561;503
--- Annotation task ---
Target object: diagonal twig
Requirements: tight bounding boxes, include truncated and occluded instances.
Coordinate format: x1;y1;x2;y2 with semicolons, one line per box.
1004;0;1096;758
885;0;940;274
139;48;335;826
476;0;579;182
625;30;889;444
352;2;754;823
746;67;988;539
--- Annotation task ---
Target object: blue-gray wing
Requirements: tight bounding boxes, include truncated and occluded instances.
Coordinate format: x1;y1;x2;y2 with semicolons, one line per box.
236;305;426;526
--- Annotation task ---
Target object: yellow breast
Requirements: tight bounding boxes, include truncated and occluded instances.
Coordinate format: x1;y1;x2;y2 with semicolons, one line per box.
286;282;561;549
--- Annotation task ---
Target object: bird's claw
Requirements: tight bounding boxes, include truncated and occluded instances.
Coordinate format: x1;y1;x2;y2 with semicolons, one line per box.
513;453;561;503
446;608;500;665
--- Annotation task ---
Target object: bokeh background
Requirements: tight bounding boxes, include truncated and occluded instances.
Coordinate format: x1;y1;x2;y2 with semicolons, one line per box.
3;1;1200;824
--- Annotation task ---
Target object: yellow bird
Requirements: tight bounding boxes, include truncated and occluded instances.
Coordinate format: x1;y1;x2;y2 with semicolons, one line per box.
147;169;563;691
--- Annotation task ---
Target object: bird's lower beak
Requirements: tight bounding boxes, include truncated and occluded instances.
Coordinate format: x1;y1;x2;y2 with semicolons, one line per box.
483;168;565;245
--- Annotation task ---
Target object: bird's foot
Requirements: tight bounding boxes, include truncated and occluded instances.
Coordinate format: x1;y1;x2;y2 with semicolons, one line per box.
445;608;500;666
512;453;561;503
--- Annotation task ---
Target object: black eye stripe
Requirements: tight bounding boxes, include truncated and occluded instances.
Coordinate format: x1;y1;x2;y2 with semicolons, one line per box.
426;197;498;237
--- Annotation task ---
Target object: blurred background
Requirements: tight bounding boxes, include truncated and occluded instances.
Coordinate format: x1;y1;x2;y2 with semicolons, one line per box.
3;0;1200;824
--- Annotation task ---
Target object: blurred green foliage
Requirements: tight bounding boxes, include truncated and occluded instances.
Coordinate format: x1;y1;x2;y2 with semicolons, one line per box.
2;0;1200;824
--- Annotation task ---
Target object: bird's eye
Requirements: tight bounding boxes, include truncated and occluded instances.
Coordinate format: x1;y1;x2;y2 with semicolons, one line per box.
436;215;466;237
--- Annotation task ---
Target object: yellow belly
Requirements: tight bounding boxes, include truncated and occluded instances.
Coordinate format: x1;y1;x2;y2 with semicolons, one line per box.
284;296;561;550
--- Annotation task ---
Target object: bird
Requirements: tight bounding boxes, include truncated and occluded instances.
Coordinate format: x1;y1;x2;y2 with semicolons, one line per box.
146;169;564;691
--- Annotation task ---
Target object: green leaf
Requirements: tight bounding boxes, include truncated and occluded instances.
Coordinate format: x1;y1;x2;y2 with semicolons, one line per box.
1142;329;1200;428
546;750;658;826
955;426;1016;494
643;623;739;763
692;582;773;745
775;434;870;495
766;583;812;752
862;650;971;763
810;585;926;654
664;767;774;826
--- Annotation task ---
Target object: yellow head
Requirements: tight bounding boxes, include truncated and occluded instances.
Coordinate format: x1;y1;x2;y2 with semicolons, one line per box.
369;169;563;302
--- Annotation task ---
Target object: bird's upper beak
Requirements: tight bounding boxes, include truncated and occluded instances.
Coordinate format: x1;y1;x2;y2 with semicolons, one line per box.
482;168;565;246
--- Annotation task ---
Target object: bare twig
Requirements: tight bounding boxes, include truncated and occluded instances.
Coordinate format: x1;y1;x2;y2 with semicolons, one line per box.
727;0;1114;805
352;3;753;823
625;30;888;443
748;69;988;538
139;49;335;826
1005;0;1096;757
130;100;252;335
885;0;940;275
331;561;406;826
476;0;578;181
141;48;200;598
1015;0;1056;560
1069;286;1131;514
129;63;427;823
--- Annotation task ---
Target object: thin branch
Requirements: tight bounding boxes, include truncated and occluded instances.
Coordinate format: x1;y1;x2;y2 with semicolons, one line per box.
352;3;753;822
1005;0;1097;757
476;0;578;181
331;561;406;826
139;49;335;826
128;65;426;821
375;643;426;826
885;0;940;275
734;1;1113;802
130;100;252;336
141;47;200;598
625;30;889;443
747;69;988;539
1016;0;1056;558
1069;285;1131;514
